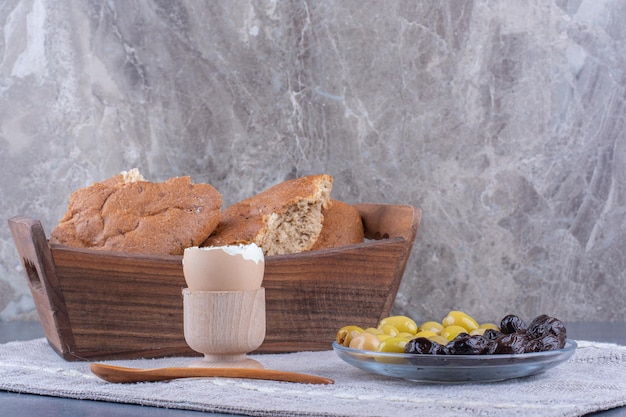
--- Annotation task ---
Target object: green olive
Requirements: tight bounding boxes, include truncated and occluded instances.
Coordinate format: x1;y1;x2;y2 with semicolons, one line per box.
441;325;468;341
418;321;444;334
427;334;450;346
336;325;363;347
442;311;479;332
377;334;392;342
364;327;385;335
378;323;400;336
415;330;438;339
349;332;381;351
376;336;409;353
378;315;418;335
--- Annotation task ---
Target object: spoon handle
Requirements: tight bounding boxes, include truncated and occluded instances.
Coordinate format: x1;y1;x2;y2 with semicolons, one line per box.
90;363;334;385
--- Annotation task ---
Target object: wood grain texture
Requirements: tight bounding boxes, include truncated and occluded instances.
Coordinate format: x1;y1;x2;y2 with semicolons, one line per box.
90;363;334;384
182;288;266;359
8;204;421;361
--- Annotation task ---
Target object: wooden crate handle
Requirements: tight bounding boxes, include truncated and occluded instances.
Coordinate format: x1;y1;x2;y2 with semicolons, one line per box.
7;216;75;356
355;203;421;241
354;204;422;319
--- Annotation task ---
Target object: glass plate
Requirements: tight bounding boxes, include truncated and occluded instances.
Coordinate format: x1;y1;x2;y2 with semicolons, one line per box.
333;339;577;383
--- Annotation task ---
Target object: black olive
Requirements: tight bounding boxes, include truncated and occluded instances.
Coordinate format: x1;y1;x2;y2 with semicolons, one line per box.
404;337;444;355
483;328;503;340
526;314;550;338
527;315;567;340
449;334;497;355
500;314;527;334
539;334;563;351
523;338;543;353
494;333;527;354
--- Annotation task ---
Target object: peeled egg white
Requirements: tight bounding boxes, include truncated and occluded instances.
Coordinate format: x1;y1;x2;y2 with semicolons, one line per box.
183;244;265;291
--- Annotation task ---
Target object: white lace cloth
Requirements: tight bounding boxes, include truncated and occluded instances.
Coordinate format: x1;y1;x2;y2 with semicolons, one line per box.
1;338;625;417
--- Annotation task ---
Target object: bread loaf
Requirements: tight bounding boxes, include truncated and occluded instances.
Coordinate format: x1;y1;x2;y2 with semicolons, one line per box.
311;200;364;251
50;170;222;255
202;174;333;255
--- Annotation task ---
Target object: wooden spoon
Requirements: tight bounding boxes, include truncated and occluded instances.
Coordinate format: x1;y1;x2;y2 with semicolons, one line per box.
90;363;334;385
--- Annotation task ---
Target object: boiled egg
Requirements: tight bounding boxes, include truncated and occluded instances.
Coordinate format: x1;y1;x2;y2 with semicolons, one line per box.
183;244;264;291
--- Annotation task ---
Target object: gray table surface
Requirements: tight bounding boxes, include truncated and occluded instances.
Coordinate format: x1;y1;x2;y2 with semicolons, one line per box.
1;321;625;416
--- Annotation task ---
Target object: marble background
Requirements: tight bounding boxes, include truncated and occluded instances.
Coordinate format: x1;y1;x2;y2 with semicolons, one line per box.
1;0;625;325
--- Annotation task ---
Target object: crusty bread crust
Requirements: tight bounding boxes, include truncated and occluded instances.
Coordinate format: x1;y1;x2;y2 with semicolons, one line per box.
202;174;333;256
50;174;222;255
311;200;364;251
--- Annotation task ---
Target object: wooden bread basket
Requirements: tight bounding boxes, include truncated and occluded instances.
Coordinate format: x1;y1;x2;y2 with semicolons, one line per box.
9;203;421;361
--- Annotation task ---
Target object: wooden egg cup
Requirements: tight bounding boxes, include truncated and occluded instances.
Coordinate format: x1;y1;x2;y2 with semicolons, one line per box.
183;288;266;368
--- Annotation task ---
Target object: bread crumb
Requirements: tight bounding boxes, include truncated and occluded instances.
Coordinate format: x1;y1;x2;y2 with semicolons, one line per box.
120;168;146;183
